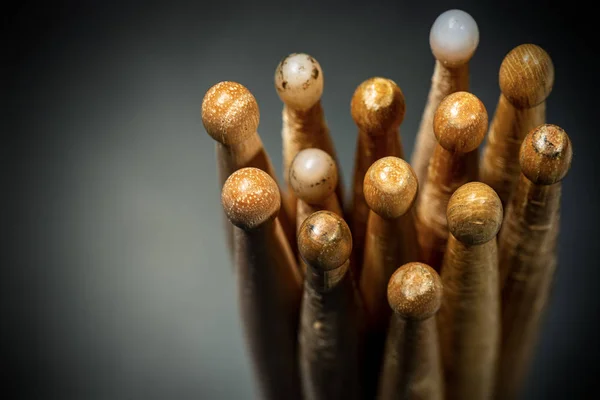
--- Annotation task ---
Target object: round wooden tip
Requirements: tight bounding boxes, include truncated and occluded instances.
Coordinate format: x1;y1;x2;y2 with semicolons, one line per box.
364;156;418;219
289;148;338;204
447;182;503;245
387;262;443;321
201;81;260;145
429;9;479;67
520;124;573;185
275;53;324;110
433;91;488;153
350;77;405;135
298;211;352;271
499;44;554;109
221;168;280;230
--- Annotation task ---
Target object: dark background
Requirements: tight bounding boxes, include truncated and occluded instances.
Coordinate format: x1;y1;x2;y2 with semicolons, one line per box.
4;0;598;398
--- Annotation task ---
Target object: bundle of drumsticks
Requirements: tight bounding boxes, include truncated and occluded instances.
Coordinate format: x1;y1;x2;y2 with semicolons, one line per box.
201;9;572;400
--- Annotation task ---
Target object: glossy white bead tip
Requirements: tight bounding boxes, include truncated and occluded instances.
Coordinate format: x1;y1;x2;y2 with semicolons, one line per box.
430;9;479;66
289;148;337;204
275;53;324;110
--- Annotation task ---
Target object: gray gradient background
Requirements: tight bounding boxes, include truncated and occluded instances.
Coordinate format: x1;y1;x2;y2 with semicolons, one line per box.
4;0;599;399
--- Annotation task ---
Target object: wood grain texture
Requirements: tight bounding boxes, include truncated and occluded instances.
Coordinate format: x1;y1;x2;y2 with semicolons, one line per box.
496;124;572;400
221;168;303;400
298;211;361;400
480;44;554;208
411;61;469;190
378;263;444;400
437;182;502;400
415;92;487;271
350;77;406;280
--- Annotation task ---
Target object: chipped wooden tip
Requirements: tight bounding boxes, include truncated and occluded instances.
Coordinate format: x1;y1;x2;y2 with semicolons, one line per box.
289;148;338;204
221;167;280;231
364;156;418;219
202;81;260;146
520;124;573;185
350;77;406;135
387;262;443;321
275;53;324;110
447;182;503;245
433;91;488;153
499;44;554;109
298;211;352;271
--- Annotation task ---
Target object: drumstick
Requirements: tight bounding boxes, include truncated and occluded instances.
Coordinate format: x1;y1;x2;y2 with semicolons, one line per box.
202;81;296;253
359;156;419;396
221;168;303;400
297;211;361;400
415;91;488;271
378;262;444;400
437;182;503;400
496;124;572;399
350;77;406;279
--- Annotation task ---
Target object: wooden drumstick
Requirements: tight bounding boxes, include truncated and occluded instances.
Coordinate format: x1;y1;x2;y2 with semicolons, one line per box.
480;44;554;208
378;262;444;400
290;148;343;274
350;77;406;279
496;124;572;400
221;168;303;400
202;81;296;253
359;156;419;397
415;91;488;271
438;182;503;400
275;53;344;207
411;9;479;188
298;211;361;400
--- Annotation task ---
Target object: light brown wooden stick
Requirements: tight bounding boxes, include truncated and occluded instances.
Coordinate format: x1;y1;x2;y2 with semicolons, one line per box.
350;77;406;280
202;81;297;255
221;168;303;400
412;9;479;188
480;44;554;208
438;182;503;400
496;124;572;400
289;148;343;274
275;53;345;210
415;92;488;271
358;157;419;397
298;211;361;400
378;262;444;400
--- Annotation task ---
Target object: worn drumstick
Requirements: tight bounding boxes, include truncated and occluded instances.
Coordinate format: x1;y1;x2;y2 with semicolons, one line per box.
415;91;488;271
496;124;572;400
221;168;303;400
411;9;479;188
480;44;554;207
437;182;503;400
202;81;296;253
359;156;419;396
350;77;406;279
275;53;344;208
290;148;343;273
298;211;361;400
378;262;444;400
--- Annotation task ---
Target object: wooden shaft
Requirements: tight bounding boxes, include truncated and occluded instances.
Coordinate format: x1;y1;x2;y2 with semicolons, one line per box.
351;131;404;277
480;94;546;208
438;182;503;400
282;103;345;205
495;124;572;400
411;61;469;189
378;262;444;400
415;145;476;270
222;168;303;400
298;211;361;400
